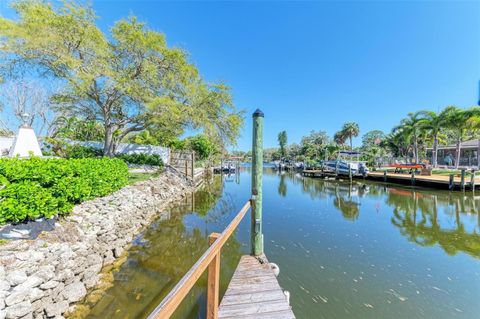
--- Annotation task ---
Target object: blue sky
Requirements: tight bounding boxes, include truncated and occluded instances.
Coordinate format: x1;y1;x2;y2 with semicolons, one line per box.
1;1;479;151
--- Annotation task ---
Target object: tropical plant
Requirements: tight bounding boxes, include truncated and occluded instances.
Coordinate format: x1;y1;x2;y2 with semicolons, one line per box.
418;109;448;167
442;106;470;168
340;122;360;149
393;112;424;163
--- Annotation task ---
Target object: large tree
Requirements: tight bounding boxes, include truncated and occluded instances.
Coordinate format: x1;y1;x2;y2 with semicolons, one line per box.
418;109;448;167
277;130;287;159
341;122;360;150
0;0;243;156
443;106;470;168
393;112;424;163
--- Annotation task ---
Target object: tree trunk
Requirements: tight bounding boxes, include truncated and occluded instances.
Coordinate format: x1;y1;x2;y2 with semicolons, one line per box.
413;136;419;163
455;139;461;169
104;125;114;157
432;135;438;167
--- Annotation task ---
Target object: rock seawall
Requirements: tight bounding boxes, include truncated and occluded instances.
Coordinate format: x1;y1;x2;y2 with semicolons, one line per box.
0;169;194;319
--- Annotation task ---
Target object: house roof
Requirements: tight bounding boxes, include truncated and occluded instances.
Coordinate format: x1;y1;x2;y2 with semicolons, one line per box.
426;139;480;150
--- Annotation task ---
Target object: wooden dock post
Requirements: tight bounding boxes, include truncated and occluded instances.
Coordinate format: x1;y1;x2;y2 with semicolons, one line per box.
411;170;415;186
251;109;264;256
449;174;454;190
207;232;221;319
460;169;466;191
348;165;352;182
383;170;387;182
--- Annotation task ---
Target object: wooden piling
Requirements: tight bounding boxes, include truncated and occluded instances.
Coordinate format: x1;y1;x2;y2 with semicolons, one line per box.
449;174;454;190
207;233;221;319
460;169;466;191
383;170;387;182
411;170;415;186
251;109;264;256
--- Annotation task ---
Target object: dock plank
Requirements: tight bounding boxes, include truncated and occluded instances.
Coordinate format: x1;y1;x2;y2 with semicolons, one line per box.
218;255;295;319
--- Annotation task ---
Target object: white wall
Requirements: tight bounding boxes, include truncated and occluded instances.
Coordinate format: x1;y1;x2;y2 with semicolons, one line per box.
0;136;14;156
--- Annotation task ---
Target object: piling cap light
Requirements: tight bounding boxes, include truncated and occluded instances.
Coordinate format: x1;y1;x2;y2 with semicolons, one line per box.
253;109;264;118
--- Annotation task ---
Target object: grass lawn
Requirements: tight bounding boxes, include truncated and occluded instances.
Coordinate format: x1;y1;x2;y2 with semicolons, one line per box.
128;172;160;184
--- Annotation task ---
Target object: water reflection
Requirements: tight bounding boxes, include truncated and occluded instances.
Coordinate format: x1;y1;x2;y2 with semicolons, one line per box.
85;175;244;319
274;169;480;260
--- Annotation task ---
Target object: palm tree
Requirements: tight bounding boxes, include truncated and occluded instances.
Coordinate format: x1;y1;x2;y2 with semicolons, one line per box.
341;122;360;149
443;106;470;169
333;130;346;147
418;109;448;167
393;112;425;163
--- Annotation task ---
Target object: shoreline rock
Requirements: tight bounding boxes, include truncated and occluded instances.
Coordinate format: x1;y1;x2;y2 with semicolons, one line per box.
0;168;194;319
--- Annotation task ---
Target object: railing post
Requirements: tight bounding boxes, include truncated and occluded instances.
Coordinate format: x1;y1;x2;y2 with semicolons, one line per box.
251;109;264;256
207;232;221;319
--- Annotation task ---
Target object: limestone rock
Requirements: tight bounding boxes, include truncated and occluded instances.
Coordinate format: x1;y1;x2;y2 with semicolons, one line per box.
5;301;31;319
61;282;86;303
6;271;27;286
45;301;69;318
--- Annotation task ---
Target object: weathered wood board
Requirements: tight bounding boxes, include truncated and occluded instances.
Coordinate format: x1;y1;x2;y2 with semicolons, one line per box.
218;255;295;319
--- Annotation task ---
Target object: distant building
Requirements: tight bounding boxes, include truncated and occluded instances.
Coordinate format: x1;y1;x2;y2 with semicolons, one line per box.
426;139;480;167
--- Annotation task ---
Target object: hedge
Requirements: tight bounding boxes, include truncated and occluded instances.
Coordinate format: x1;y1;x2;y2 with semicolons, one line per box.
115;153;164;167
0;157;129;224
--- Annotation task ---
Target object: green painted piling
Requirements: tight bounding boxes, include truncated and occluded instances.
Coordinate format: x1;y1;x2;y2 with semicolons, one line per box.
251;109;264;256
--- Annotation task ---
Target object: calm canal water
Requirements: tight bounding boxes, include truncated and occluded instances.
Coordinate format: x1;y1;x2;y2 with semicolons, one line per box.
85;167;480;319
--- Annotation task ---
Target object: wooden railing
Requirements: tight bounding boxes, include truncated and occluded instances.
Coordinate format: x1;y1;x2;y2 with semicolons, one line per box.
147;200;252;319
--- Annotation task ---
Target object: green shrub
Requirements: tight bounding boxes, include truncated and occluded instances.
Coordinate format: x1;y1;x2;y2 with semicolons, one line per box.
0;157;128;224
65;145;104;159
116;153;164;167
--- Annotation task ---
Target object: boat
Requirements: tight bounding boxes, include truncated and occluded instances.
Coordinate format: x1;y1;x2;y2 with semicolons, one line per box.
323;151;369;176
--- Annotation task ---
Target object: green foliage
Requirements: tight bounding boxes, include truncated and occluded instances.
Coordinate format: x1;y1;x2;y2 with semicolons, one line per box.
361;130;385;149
186;134;218;160
116;153;164;167
340;122;360;149
64;145;103;159
0;157;128;224
0;0;244;156
277;131;288;158
53;116;104;142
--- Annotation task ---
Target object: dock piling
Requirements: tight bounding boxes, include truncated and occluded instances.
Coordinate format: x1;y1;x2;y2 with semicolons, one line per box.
411;170;415;186
383;170;387;182
251;109;264;256
461;169;466;191
449;174;454;190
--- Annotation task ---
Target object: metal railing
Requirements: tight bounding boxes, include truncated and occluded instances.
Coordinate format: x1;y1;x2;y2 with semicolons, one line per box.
147;200;252;319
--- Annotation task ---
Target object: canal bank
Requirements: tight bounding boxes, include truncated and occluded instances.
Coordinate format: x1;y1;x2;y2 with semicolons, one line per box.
0;168;194;319
77;168;480;319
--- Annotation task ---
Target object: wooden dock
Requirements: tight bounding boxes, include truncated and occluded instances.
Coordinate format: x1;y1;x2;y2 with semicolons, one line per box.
302;169;480;190
219;255;295;319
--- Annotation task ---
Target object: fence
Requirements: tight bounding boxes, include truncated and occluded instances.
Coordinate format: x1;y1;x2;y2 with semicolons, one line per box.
169;150;195;178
